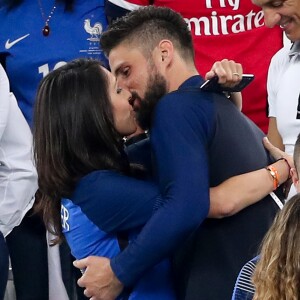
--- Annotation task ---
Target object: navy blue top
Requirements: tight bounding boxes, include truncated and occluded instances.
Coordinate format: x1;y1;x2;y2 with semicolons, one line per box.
111;76;281;299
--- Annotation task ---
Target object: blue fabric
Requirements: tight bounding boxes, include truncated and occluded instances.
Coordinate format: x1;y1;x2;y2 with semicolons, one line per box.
111;75;281;300
61;170;175;300
126;137;153;177
0;0;108;127
111;75;213;285
105;0;130;21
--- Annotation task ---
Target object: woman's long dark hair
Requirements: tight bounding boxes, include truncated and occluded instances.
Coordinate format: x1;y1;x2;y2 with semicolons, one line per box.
33;58;130;243
3;0;74;11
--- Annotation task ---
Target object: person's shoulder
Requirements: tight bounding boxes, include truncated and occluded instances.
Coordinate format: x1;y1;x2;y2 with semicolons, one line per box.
159;86;214;107
153;89;216;137
233;256;259;298
243;256;259;270
77;170;147;194
158;81;222;114
270;45;291;65
72;170;127;206
79;170;125;186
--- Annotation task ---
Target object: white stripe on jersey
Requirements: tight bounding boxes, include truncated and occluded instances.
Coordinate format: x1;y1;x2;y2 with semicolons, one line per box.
234;260;256;294
108;0;142;11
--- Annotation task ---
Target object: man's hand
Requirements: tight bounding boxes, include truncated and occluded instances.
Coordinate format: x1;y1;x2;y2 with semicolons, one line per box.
205;58;243;85
73;256;124;300
205;59;243;110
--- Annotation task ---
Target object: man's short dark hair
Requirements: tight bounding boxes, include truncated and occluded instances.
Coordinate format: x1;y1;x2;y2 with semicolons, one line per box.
100;6;195;62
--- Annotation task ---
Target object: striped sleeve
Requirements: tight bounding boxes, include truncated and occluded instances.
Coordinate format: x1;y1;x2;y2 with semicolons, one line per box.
107;0;147;11
231;256;259;300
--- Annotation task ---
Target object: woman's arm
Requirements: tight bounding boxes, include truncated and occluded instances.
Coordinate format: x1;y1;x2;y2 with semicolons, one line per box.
229;92;242;111
209;138;292;218
267;117;284;150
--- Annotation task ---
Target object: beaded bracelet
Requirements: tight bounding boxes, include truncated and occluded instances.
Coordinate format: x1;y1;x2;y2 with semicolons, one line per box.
265;165;280;191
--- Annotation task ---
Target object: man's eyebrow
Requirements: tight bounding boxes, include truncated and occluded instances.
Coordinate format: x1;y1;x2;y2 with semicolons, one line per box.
264;0;273;5
264;0;281;6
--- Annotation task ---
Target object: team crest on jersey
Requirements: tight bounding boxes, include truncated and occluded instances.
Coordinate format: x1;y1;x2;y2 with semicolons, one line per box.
84;19;103;42
61;204;70;231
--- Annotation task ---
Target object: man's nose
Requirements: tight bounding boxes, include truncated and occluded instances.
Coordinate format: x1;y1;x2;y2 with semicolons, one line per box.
263;8;281;28
116;77;129;90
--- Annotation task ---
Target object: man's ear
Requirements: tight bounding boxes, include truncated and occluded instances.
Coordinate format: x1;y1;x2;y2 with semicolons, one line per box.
157;40;174;65
291;168;299;192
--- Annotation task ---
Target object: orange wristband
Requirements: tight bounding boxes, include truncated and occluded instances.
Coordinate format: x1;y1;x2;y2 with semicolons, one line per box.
266;166;280;190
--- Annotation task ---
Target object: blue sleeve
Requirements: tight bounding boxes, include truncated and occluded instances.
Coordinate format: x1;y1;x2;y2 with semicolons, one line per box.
111;93;214;286
73;172;161;233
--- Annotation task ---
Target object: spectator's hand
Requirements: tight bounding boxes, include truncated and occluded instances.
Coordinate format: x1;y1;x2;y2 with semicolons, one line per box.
263;137;294;168
205;59;243;110
205;58;243;85
73;256;123;300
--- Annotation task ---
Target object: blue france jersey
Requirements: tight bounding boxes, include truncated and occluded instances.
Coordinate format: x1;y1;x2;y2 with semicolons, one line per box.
61;198;121;260
61;170;175;300
0;0;108;126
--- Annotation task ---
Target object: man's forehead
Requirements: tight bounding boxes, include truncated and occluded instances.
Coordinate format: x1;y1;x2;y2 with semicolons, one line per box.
108;45;126;72
109;45;145;75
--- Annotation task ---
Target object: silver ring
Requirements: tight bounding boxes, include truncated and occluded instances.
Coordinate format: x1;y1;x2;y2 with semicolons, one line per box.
233;72;240;78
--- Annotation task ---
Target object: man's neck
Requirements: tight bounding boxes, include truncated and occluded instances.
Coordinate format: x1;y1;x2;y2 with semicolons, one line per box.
167;61;199;92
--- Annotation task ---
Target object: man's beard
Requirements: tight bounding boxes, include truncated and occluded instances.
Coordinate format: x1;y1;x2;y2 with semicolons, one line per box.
136;71;168;130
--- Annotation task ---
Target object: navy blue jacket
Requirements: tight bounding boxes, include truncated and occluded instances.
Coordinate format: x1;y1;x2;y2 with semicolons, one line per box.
113;75;281;299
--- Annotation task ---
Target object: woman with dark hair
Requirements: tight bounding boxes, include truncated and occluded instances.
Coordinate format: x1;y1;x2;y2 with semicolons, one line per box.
34;58;176;299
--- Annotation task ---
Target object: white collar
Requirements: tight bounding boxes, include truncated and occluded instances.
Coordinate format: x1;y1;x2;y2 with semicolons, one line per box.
289;41;300;59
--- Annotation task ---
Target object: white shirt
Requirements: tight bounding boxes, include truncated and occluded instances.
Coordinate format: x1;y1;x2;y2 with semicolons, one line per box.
267;41;300;156
0;64;38;237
